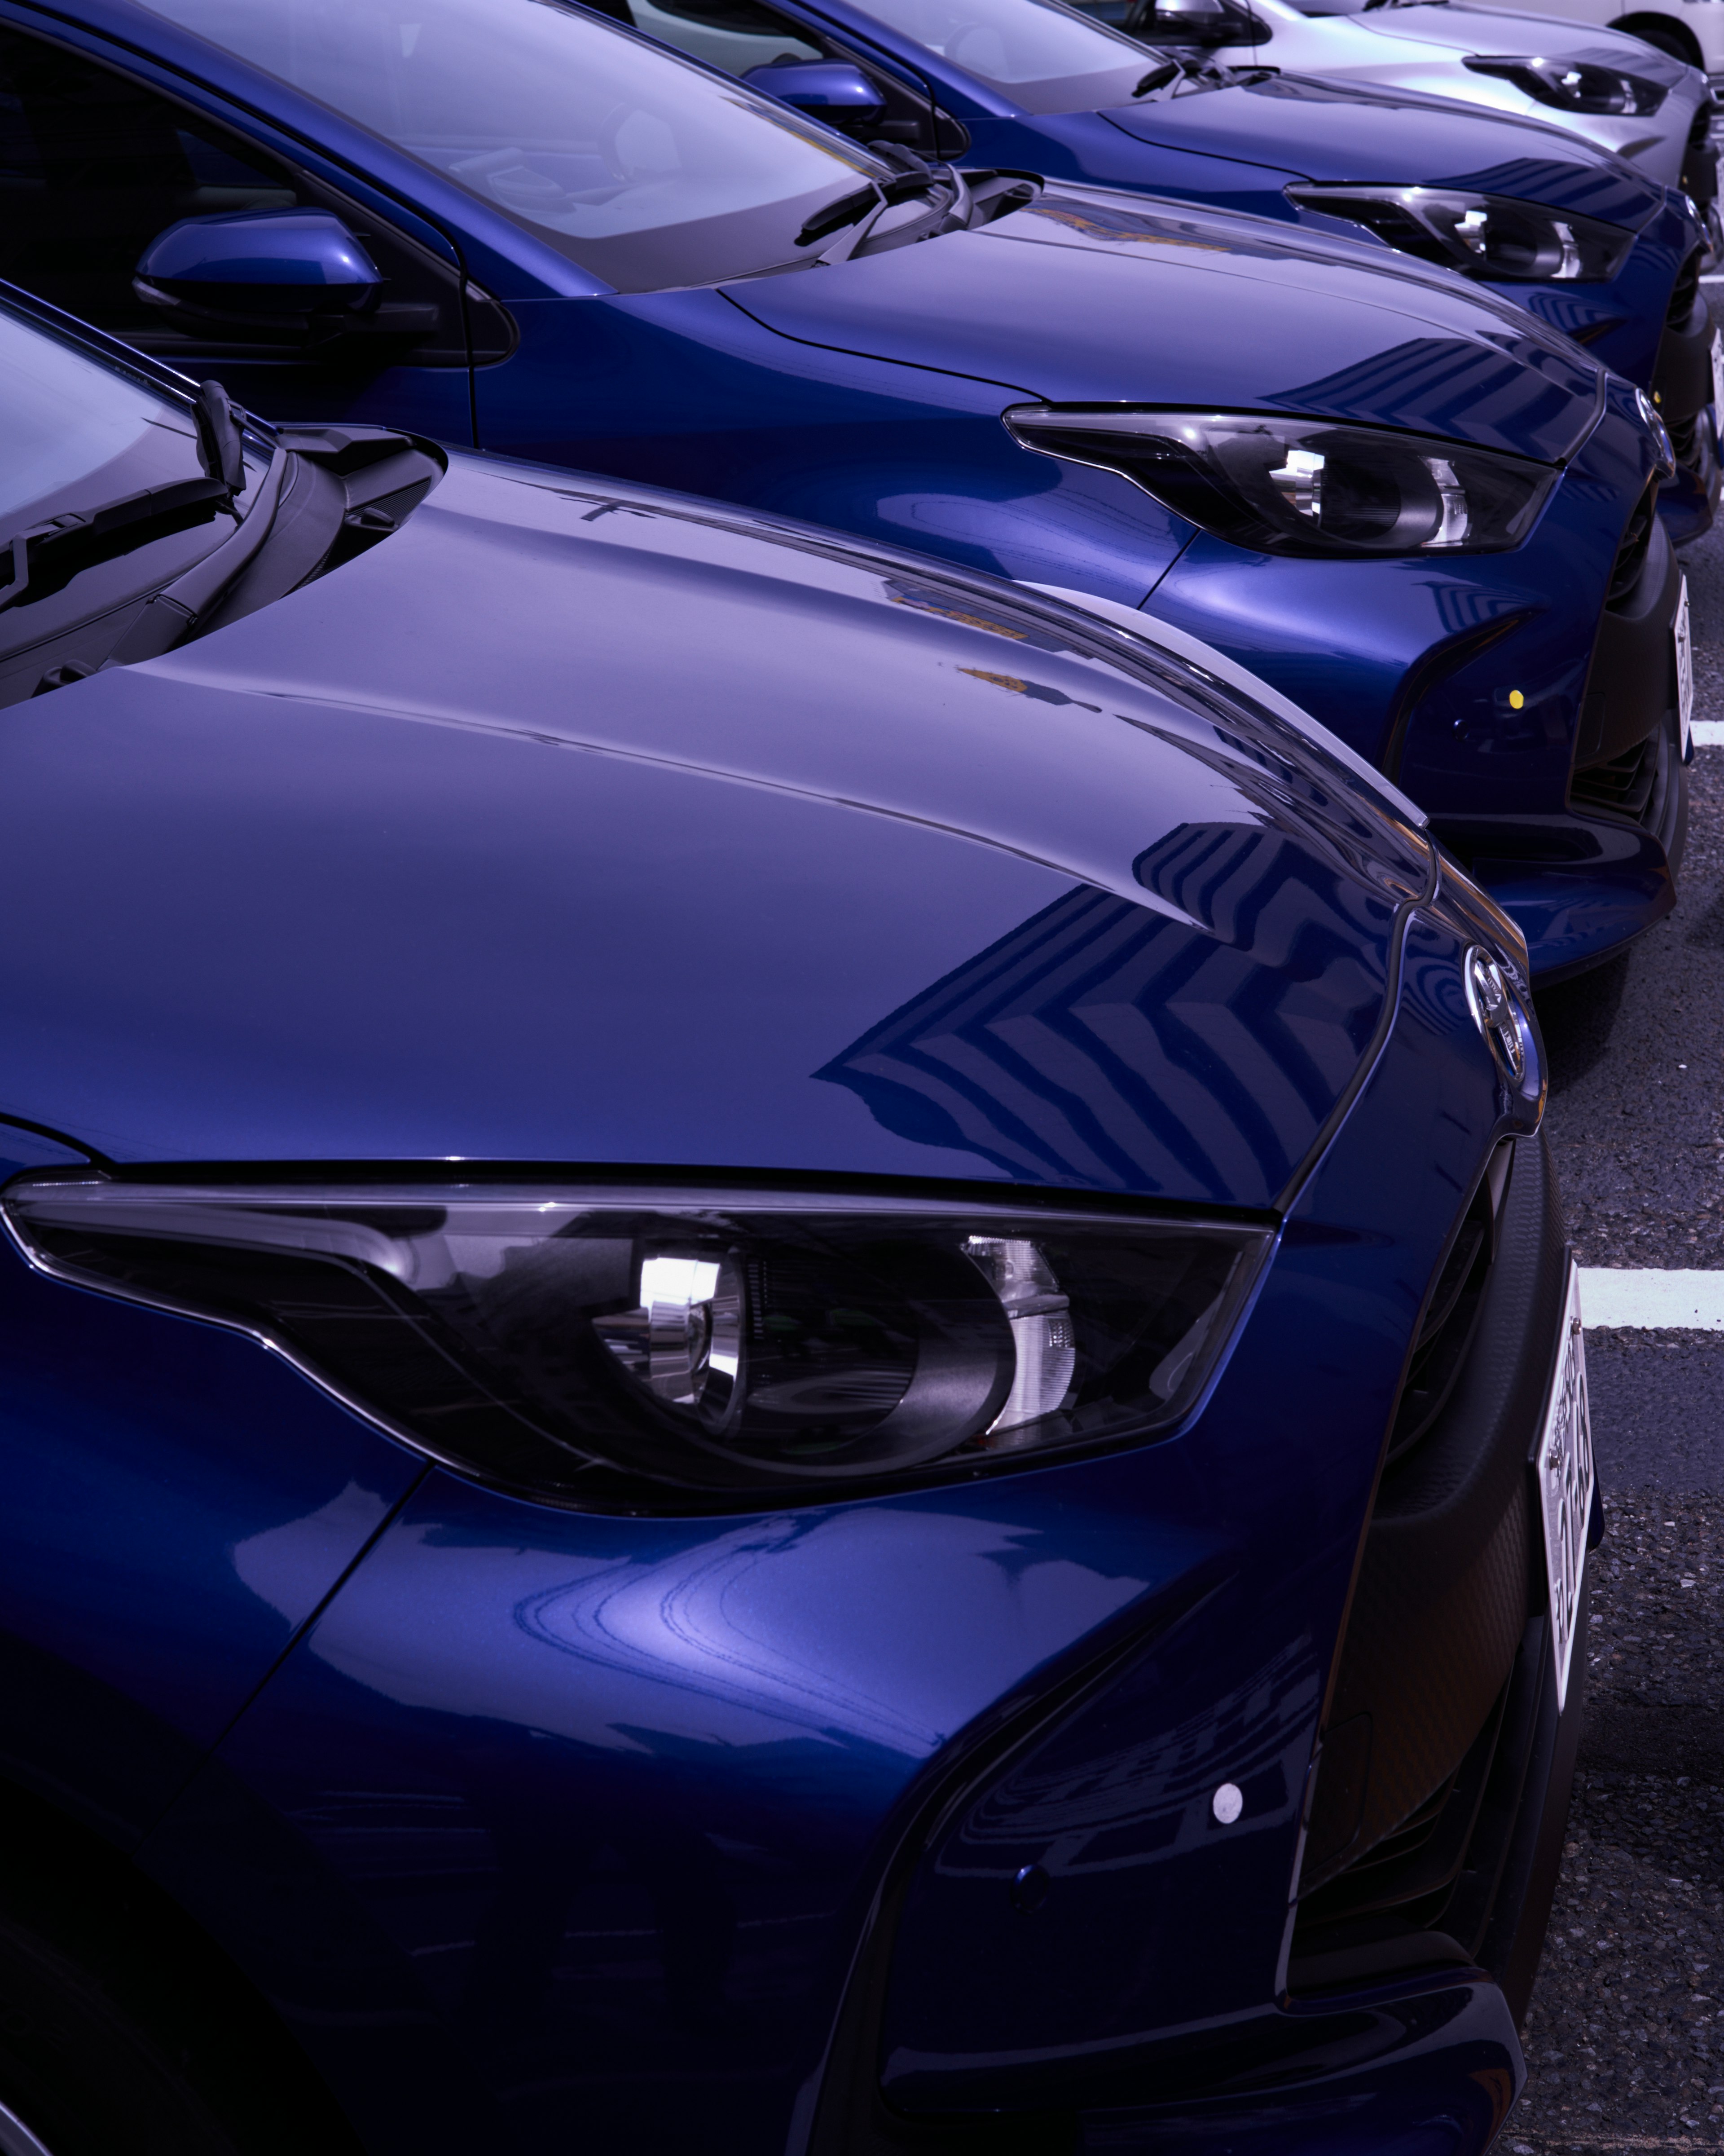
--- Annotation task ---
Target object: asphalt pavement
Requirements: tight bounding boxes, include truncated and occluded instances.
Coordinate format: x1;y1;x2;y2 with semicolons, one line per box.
1502;482;1724;2149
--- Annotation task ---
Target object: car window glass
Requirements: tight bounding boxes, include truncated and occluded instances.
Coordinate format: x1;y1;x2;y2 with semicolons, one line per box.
0;27;476;370
0;28;298;332
833;0;1152;108
625;0;824;76
136;0;890;290
0;302;196;526
594;0;951;156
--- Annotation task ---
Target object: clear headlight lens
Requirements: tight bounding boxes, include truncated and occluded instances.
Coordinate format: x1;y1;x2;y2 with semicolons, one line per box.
0;1179;1271;1506
1004;407;1557;557
1463;54;1668;118
1285;184;1637;283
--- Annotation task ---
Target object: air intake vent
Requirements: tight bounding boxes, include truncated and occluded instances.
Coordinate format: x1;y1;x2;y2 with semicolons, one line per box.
1571;731;1661;820
1606;485;1657;609
1383;1142;1509;1466
1295;1136;1563;1905
1668;247;1703;333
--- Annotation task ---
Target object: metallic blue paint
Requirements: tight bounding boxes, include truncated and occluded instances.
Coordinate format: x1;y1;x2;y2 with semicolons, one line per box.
0;452;1422;1195
0;302;1567;2153
719;0;1705;431
136;207;384;291
0;0;1682;975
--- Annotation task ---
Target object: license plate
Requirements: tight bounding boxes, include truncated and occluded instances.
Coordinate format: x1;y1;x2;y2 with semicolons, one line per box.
1537;1261;1593;1715
1676;574;1695;760
1711;330;1724;416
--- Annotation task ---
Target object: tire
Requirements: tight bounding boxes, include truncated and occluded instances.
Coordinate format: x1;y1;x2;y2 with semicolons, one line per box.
0;1908;243;2156
1609;13;1702;65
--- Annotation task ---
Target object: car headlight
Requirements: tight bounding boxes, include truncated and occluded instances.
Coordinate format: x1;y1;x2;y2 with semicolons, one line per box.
1285;184;1636;283
0;1178;1272;1505
1003;407;1558;557
1463;54;1668;118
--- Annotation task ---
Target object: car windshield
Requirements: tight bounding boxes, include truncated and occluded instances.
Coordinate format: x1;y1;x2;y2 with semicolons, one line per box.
836;0;1158;110
133;0;890;291
0;303;201;527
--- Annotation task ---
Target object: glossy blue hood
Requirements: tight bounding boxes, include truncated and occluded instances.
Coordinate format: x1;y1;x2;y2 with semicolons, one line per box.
1097;75;1663;227
0;457;1428;1206
724;187;1602;460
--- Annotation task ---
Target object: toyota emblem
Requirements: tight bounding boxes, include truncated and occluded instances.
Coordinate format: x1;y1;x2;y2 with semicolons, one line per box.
1463;948;1526;1084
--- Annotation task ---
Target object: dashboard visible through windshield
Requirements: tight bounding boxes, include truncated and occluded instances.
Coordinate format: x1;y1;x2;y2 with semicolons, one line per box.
134;0;892;290
805;0;1160;110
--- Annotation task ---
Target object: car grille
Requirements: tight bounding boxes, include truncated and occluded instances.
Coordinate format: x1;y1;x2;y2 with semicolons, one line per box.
1289;1133;1571;2004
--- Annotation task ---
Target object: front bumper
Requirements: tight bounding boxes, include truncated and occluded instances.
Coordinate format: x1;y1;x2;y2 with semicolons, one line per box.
1142;382;1678;981
864;1139;1575;2152
1427;481;1689;984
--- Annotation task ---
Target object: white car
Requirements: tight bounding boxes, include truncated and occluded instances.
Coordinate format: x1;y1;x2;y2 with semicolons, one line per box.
1091;0;1714;199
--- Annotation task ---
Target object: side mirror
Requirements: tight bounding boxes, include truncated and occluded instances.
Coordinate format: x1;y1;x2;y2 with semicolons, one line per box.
740;60;886;119
1130;0;1268;44
134;209;384;335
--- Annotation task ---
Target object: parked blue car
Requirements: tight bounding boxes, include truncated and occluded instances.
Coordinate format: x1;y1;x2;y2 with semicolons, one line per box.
0;276;1589;2156
606;0;1719;536
0;0;1687;982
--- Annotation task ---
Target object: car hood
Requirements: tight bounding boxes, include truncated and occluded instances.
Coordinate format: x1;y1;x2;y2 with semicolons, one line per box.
723;187;1602;460
0;456;1429;1208
1098;74;1662;224
1344;4;1695;86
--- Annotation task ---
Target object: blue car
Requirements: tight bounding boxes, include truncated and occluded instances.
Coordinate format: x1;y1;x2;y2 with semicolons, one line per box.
604;0;1718;536
0;277;1588;2156
0;0;1687;981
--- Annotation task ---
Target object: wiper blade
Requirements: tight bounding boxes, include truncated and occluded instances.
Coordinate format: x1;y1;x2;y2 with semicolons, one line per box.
797;183;882;248
1133;59;1183;93
795;153;961;248
0;475;233;617
0;379;255;621
102;445;293;666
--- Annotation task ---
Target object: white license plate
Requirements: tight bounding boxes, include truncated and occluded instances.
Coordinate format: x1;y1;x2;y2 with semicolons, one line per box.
1711;329;1724;416
1537;1261;1594;1715
1676;574;1695;760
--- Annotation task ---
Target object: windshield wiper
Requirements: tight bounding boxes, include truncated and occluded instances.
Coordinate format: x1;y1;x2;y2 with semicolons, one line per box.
98;445;293;666
0;378;252;621
794;160;1037;265
1133;58;1184;93
796;182;884;249
0;474;235;617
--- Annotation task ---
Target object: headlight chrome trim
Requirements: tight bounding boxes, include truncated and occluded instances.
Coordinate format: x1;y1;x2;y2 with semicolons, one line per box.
0;1173;1277;1512
1463;53;1669;119
1004;406;1560;558
1286;183;1638;283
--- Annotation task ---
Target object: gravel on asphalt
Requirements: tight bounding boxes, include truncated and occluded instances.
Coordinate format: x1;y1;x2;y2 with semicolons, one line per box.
1488;492;1724;2149
1537;752;1724;1273
1507;1496;1724;2152
1588;1333;1724;1492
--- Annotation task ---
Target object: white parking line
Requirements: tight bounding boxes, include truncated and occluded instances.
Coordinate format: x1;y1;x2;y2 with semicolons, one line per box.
1579;1269;1724;1329
1693;720;1724;748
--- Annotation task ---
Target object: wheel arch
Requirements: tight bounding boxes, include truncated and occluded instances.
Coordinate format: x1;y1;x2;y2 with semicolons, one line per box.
1607;12;1705;66
0;1771;367;2156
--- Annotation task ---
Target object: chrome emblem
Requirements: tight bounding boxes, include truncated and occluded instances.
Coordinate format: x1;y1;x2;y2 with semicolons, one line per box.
1463;947;1526;1084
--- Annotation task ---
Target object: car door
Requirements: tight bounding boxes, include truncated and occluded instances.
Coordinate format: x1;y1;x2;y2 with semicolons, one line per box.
0;18;484;438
